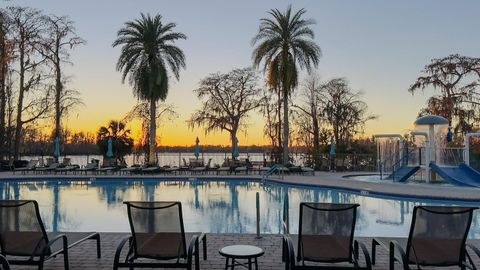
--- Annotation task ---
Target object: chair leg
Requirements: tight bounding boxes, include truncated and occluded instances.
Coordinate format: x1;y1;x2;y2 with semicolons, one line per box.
354;240;359;261
389;243;395;270
95;233;101;258
63;250;69;270
195;239;200;270
371;239;377;265
203;235;207;260
187;258;192;270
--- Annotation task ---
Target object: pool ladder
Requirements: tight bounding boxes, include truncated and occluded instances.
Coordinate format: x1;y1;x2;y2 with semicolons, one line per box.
262;164;286;180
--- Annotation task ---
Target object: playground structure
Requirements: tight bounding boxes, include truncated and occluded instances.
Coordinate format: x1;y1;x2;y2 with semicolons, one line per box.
375;115;480;187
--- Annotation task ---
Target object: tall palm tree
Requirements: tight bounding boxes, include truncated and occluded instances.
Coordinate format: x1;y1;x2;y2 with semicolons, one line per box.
252;6;321;164
113;13;186;165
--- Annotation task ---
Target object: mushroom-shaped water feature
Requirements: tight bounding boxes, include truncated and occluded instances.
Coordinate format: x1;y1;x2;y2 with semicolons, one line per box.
414;115;449;182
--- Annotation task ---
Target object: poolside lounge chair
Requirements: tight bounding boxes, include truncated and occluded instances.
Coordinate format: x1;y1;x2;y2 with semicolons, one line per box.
113;201;207;270
190;159;211;174
283;203;372;269
216;166;232;175
165;166;180;174
55;165;80;175
0;254;9;270
45;157;54;166
119;165;142;175
288;165;302;174
372;205;480;270
61;158;71;166
77;163;98;174
301;166;315;176
141;166;164;174
0;200;101;270
234;166;248;174
35;163;61;174
97;166;116;175
13;160;38;174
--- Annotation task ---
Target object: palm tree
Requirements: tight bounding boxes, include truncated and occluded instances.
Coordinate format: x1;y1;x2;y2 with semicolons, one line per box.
96;120;134;163
252;5;321;164
113;13;186;165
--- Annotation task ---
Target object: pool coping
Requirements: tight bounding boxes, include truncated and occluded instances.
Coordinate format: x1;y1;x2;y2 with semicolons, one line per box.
0;171;479;202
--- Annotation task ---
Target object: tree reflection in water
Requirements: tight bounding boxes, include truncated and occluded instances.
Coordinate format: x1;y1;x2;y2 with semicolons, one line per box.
0;179;479;238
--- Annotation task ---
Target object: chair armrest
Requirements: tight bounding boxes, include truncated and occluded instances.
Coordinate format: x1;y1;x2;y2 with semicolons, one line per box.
0;254;10;270
45;233;68;258
390;240;409;268
113;236;132;267
467;243;480;258
354;240;372;270
283;234;296;268
465;243;480;269
282;221;289;234
187;235;199;268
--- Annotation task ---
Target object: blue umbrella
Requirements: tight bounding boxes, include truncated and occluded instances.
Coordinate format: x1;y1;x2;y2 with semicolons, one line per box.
194;137;200;159
53;136;60;158
330;136;335;157
233;136;239;159
106;137;114;158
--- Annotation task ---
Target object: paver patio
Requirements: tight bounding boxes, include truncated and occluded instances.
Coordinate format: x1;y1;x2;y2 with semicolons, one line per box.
8;233;480;269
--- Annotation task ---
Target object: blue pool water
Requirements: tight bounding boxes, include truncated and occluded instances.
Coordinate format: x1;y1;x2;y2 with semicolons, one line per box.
0;178;479;238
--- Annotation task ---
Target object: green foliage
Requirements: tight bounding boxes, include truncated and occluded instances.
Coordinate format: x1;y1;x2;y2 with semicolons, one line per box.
96;120;134;162
252;5;321;94
112;13;186;102
252;5;321;163
409;54;480;135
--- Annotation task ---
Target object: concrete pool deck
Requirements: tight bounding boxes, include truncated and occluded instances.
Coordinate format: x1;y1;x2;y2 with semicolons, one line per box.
1;170;479;201
7;233;480;270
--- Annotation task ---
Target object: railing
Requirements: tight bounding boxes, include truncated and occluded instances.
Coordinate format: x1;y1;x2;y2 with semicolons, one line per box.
435;147;464;167
19;151;377;172
262;164;287;179
389;147;419;181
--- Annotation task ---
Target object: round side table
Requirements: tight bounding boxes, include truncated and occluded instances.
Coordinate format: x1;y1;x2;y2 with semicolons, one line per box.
219;245;264;270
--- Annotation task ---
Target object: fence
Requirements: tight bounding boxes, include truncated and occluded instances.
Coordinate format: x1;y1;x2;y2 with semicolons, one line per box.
19;151;377;171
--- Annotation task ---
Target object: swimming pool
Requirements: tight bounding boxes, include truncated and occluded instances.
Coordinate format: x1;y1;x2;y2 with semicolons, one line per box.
0;178;479;238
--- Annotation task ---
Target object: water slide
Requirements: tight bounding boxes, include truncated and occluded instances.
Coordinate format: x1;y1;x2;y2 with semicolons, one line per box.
386;166;420;182
430;162;480;187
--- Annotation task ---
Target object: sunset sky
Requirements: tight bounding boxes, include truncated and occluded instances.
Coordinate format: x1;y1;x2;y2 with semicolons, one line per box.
7;0;480;146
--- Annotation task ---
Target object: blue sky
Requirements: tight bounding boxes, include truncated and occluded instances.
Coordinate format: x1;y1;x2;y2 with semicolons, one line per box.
5;0;480;145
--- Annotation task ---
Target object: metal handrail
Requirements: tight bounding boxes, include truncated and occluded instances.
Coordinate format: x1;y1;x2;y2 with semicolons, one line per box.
390;147;418;181
262;164;286;180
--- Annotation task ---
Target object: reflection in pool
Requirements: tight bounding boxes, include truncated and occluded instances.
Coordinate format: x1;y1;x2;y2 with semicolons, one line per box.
0;179;479;238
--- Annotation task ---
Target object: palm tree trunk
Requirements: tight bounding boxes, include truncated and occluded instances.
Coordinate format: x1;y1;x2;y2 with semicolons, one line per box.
312;114;320;170
283;89;289;165
277;89;282;153
149;99;157;165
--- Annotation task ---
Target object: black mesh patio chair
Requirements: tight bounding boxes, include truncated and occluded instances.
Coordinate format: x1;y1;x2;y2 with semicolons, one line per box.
0;254;9;270
0;200;101;270
113;201;207;270
372;205;480;269
283;203;371;269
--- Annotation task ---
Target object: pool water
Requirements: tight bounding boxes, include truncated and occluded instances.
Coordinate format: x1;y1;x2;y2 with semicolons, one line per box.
0;179;479;238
